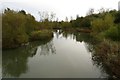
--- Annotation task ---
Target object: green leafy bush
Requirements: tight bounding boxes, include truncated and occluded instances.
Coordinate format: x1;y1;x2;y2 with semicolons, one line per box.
91;14;114;34
30;30;53;41
2;9;29;48
104;26;119;41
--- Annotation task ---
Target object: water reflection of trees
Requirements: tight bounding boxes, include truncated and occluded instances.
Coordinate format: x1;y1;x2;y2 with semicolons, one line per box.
90;41;120;79
3;47;30;78
54;30;76;40
3;30;120;79
62;31;74;40
39;40;56;56
73;31;120;79
2;38;53;78
62;31;120;79
54;29;63;39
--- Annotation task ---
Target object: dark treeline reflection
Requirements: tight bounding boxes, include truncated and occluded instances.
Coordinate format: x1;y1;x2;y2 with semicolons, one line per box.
71;31;120;79
3;47;29;78
76;33;120;79
55;30;120;79
2;30;120;79
90;41;120;79
2;37;53;78
39;40;56;56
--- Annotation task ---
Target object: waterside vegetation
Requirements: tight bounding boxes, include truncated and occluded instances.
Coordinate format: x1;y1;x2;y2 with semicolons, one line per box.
2;7;120;78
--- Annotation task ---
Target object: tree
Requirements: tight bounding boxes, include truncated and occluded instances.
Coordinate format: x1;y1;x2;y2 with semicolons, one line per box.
65;17;68;22
38;11;56;22
38;11;49;22
91;14;114;34
86;8;94;16
50;12;56;21
114;11;120;24
19;10;26;15
2;9;36;48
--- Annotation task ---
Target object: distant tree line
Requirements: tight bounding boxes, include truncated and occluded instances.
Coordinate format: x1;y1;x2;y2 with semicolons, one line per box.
60;8;120;41
2;8;120;49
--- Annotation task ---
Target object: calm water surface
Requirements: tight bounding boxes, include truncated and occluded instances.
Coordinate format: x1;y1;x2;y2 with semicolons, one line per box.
3;30;108;78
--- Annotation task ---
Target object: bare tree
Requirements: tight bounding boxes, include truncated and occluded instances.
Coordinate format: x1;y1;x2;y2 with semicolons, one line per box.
38;11;48;22
38;11;55;22
98;8;105;13
70;16;73;21
65;17;68;22
86;8;94;16
50;12;56;21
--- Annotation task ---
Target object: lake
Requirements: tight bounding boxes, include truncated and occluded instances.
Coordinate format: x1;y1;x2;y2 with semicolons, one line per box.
2;30;108;78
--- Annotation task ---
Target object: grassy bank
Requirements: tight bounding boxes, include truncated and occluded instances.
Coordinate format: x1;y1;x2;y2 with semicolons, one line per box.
30;30;53;41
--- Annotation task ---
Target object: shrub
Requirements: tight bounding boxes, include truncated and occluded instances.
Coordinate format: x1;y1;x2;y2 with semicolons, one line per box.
104;26;119;41
2;9;29;49
91;14;114;34
30;30;53;41
61;22;72;30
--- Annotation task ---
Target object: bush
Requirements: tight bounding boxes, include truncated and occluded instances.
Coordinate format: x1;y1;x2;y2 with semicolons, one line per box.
104;26;119;41
2;9;29;49
61;22;72;30
30;30;53;41
91;14;114;34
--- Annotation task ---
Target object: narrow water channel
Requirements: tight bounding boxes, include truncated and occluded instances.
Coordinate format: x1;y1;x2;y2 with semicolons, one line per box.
3;30;108;78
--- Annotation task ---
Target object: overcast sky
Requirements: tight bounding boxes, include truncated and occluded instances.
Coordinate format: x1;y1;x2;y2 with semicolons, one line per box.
1;0;120;21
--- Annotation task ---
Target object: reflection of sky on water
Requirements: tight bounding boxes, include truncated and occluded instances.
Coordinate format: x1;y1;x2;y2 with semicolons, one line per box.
3;31;108;78
36;41;56;56
19;31;107;78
